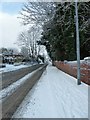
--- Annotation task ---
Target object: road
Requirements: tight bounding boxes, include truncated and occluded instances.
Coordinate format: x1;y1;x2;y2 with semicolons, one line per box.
1;64;47;119
2;64;43;89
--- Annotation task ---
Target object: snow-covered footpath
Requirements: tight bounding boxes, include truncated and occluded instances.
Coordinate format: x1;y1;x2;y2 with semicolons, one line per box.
13;65;88;118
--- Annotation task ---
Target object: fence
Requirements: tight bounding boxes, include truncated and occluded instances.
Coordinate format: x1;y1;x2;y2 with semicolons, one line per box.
54;61;90;85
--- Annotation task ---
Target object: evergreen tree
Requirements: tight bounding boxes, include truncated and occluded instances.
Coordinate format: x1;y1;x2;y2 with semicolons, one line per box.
41;2;90;61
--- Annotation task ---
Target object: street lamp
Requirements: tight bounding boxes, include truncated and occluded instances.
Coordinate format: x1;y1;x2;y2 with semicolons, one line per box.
75;0;81;85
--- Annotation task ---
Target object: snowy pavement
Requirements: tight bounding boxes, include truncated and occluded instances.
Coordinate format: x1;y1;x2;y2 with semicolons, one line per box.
13;65;88;118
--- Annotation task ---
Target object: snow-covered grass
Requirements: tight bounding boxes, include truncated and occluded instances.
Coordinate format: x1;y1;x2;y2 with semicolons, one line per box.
0;64;32;73
13;65;88;118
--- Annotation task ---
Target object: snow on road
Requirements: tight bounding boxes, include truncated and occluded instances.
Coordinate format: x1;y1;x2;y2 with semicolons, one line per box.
13;65;88;118
0;66;43;102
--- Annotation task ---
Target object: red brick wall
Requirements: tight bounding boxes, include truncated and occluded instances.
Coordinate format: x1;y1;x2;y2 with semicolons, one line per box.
54;61;90;85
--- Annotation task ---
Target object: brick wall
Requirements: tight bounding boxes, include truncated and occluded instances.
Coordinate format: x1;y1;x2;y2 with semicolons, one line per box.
54;61;90;85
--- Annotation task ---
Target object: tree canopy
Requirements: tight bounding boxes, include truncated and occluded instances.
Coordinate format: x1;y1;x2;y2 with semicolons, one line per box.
19;2;90;61
41;2;90;61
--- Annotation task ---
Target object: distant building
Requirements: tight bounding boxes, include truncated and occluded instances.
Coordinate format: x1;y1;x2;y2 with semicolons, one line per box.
2;53;23;64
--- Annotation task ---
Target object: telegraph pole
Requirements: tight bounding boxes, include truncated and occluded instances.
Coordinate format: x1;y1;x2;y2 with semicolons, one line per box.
75;0;81;85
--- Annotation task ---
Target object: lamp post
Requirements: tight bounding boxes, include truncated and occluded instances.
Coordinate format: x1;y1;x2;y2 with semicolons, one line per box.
75;0;81;85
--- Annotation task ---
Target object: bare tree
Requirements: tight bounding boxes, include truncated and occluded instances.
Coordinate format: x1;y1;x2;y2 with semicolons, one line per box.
21;46;29;58
17;1;56;62
18;2;55;25
17;25;42;59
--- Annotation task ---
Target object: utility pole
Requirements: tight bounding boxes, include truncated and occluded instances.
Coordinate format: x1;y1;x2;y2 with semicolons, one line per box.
75;0;81;85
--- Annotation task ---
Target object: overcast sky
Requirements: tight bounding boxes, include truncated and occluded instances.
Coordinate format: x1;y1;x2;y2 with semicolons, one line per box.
0;2;27;50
